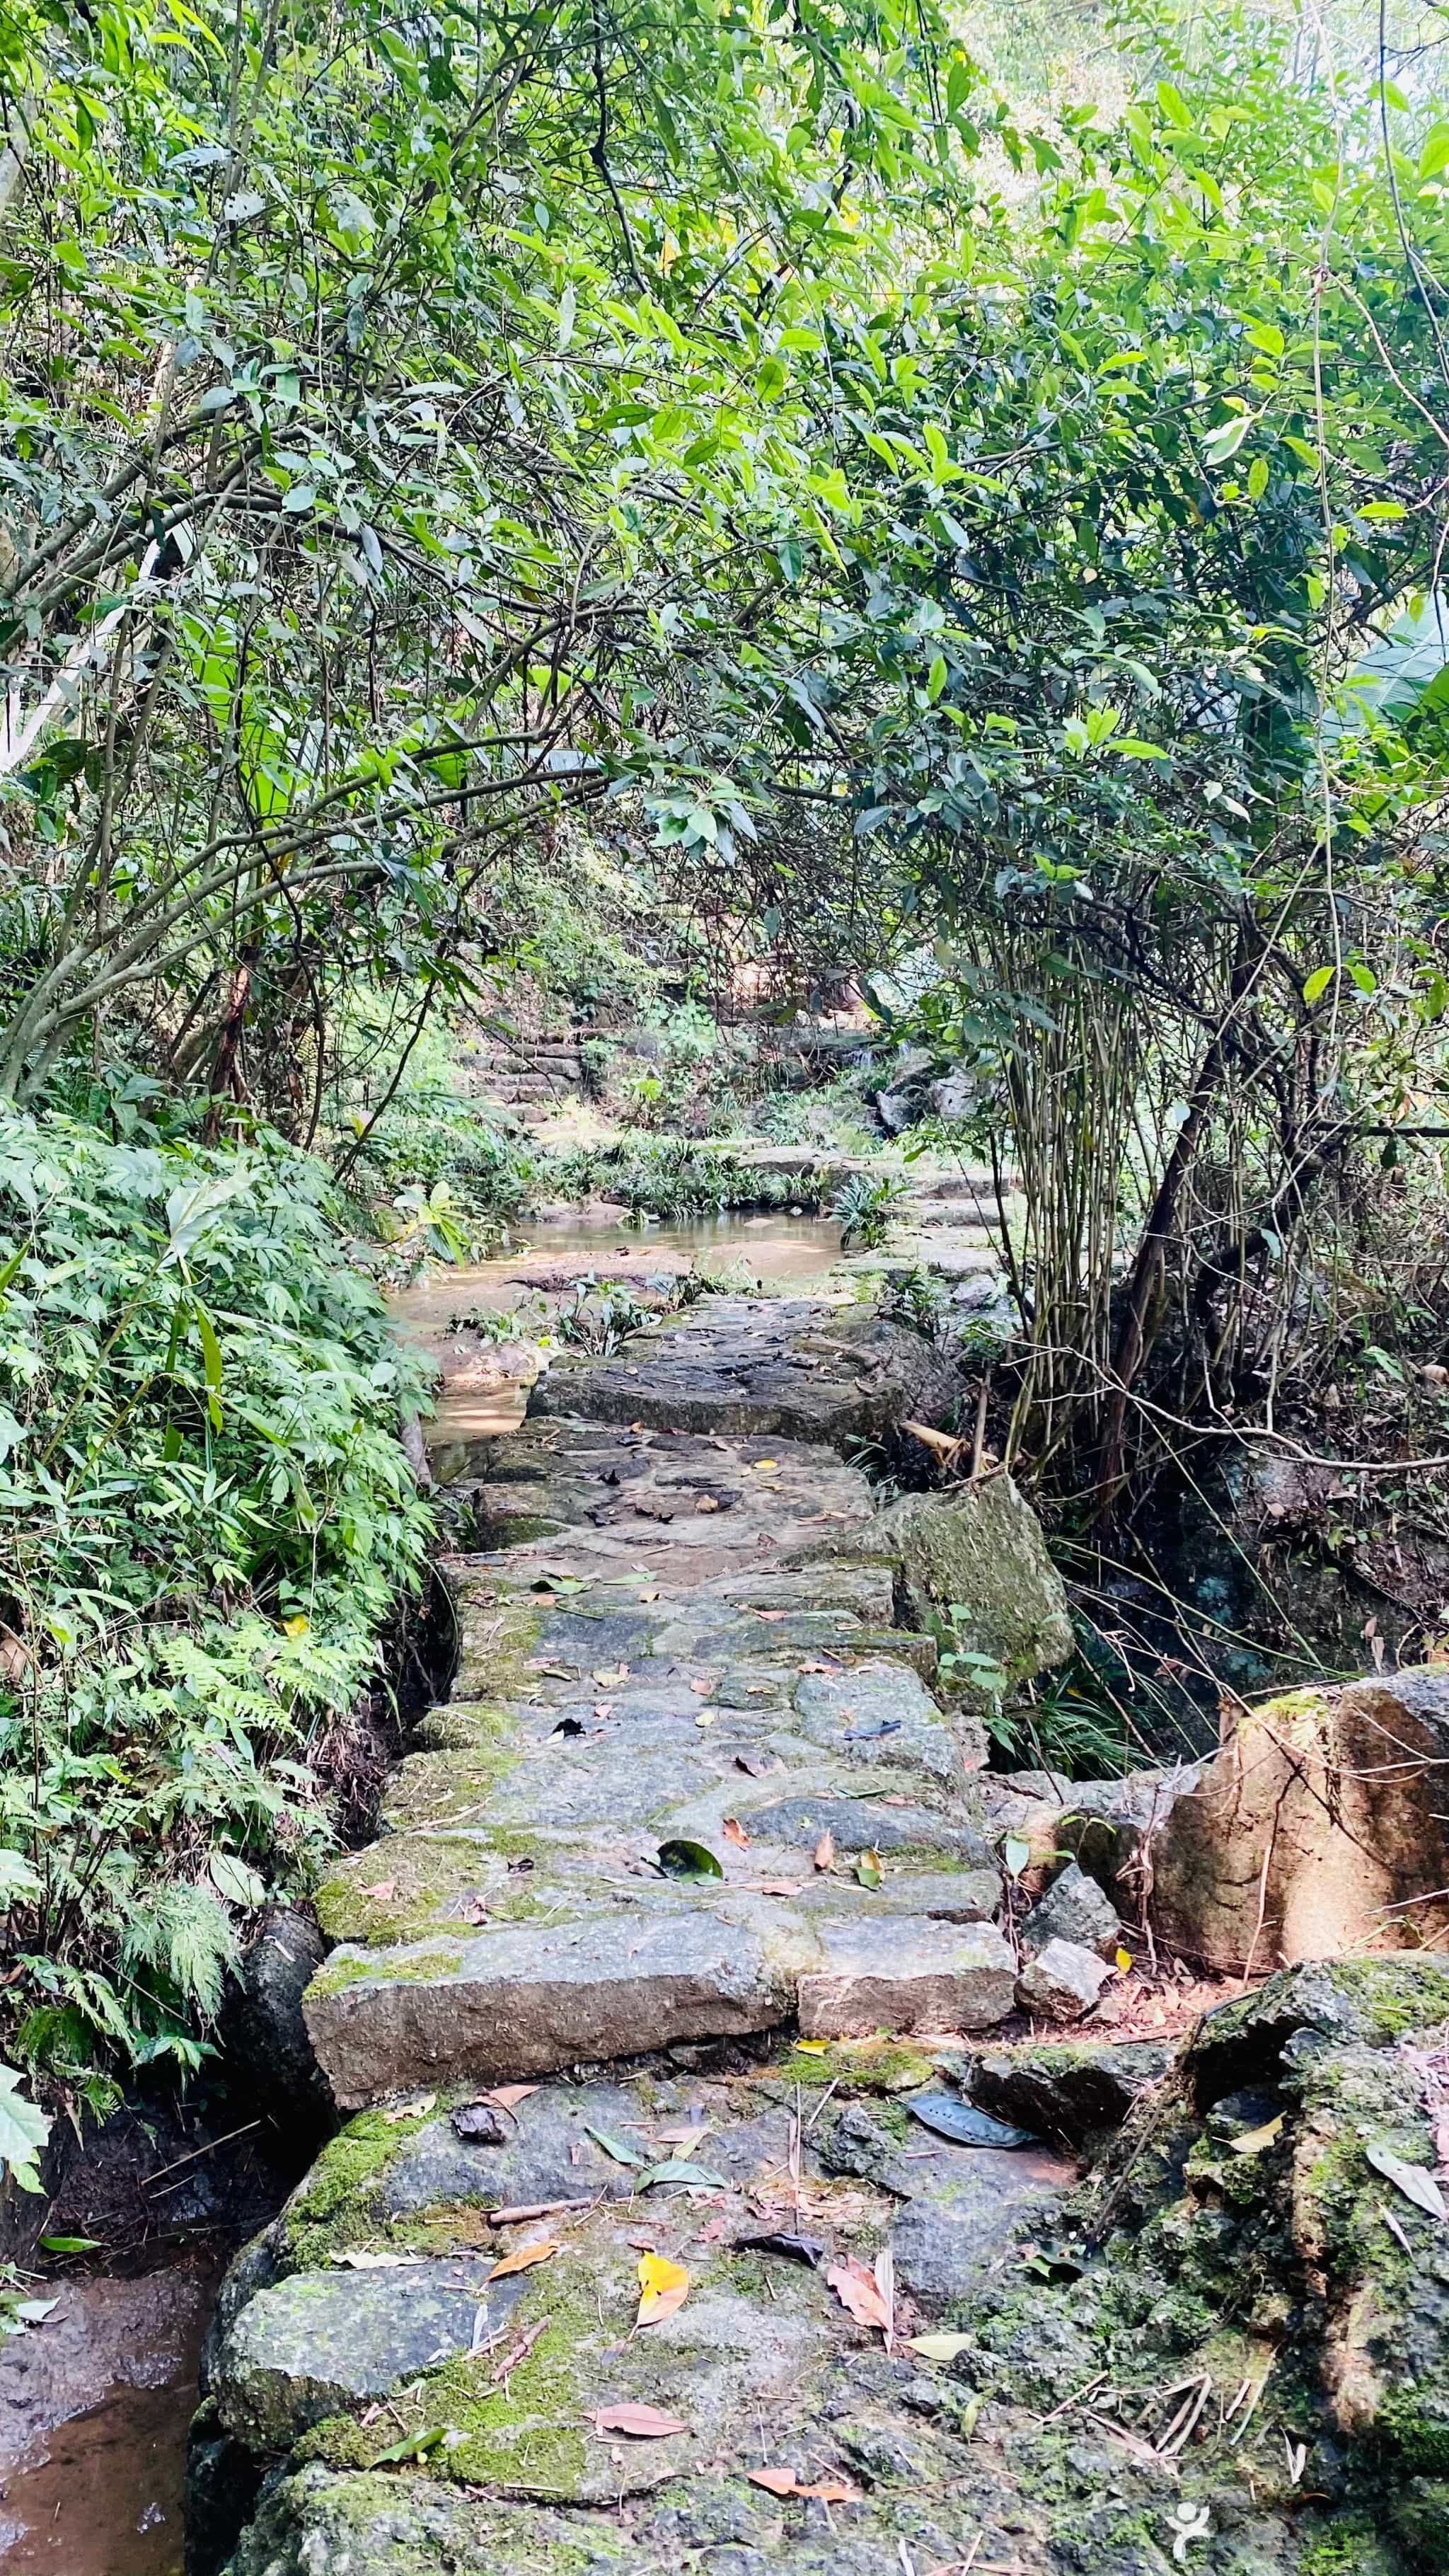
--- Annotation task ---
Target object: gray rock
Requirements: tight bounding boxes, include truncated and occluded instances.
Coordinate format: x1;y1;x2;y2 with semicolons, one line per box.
1015;1937;1112;2023
889;2141;1072;2309
305;1907;794;2108
969;2040;1174;2150
213;2258;526;2446
798;1917;1016;2037
227;1907;333;2131
1020;1862;1121;1962
790;1660;966;1788
735;1795;992;1865
861;1483;1073;1697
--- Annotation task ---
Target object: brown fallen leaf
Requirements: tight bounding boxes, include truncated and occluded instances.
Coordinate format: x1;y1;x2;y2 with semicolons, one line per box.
636;2250;690;2325
592;1664;630;1685
694;1493;721;1513
826;2255;891;2334
591;2403;686;2439
486;2238;560;2280
361;1878;398;1901
592;1701;615;1720
753;1879;805;1897
722;1817;750;1848
813;1831;836;1872
735;1752;774;1776
485;2083;538;2111
381;2093;436;2124
461;1895;490;1925
747;2466;859;2502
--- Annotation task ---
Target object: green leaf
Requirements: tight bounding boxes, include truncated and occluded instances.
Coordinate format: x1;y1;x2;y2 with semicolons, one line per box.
1420;125;1449;180
195;1301;224;1429
1246;455;1269;501
369;2425;449;2467
655;1838;724;1882
1201;414;1251;466
640;2159;728;2187
926;654;947;703
584;2125;646;2168
1003;1835;1031;1881
209;1851;267;1909
1302;966;1334;1006
0;2063;50;2193
39;2235;101;2254
0;1851;43;1906
1155;80;1191;129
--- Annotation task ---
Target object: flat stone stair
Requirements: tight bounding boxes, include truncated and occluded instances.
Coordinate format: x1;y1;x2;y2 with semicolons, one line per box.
304;1296;1016;2112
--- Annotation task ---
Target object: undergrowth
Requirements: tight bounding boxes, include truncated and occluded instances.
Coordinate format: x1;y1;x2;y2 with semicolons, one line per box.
0;1109;432;2110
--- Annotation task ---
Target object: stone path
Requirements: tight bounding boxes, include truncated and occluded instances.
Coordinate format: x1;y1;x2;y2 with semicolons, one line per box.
202;1292;1088;2572
202;1289;1449;2576
304;1296;1004;2111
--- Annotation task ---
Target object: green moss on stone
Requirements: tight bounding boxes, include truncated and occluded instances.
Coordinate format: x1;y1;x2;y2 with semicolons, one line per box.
280;2103;436;2270
306;1940;467;2001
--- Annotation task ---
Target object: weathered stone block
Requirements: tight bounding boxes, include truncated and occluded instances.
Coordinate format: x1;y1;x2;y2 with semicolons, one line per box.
797;1917;1016;2036
1014;1936;1111;2023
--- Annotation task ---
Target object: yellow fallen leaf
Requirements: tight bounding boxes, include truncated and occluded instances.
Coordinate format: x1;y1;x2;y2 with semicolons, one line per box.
486;2238;560;2280
753;1458;780;1471
282;1614;309;1639
794;2038;829;2056
1228;2114;1285;2157
636;2250;690;2326
907;2331;973;2362
814;1831;836;1872
1114;1946;1133;1974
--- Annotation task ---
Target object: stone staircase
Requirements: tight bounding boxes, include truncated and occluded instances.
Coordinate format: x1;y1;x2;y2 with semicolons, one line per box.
195;1288;1446;2576
461;1030;587;1125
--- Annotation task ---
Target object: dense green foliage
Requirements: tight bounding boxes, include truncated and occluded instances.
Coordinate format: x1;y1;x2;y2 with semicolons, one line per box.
0;1110;429;2098
6;0;1449;2137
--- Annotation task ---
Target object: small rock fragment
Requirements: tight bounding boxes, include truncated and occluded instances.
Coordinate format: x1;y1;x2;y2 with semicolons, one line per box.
1020;1861;1121;1962
1015;1936;1112;2023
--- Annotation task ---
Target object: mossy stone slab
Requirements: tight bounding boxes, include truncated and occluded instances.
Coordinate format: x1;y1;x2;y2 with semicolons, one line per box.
213;2258;528;2446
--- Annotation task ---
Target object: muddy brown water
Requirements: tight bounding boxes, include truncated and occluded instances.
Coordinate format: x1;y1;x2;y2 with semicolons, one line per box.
0;2258;221;2575
392;1209;845;1446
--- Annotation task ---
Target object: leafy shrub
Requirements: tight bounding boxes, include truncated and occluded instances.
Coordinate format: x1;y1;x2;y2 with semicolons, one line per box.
833;1169;912;1249
0;1112;432;2103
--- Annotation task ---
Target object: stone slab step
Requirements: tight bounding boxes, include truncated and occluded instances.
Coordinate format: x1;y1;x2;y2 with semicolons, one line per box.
528;1296;960;1444
208;2051;1071;2554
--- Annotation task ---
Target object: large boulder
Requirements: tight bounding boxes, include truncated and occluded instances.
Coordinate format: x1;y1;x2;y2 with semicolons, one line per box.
865;1480;1073;1698
1151;1665;1449;1972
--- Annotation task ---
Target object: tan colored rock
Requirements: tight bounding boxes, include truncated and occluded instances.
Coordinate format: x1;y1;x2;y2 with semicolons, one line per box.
1150;1666;1449;1972
1015;1937;1111;2023
797;1917;1016;2037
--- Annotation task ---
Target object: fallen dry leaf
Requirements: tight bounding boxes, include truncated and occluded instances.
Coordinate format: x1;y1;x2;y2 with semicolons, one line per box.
485;2083;539;2111
636;2250;690;2326
592;1701;615;1720
746;2466;858;2501
826;2255;891;2335
592;1664;630;1686
695;1493;721;1514
381;2093;436;2124
722;1817;749;1847
655;2120;713;2147
486;2238;560;2280
362;1878;398;1901
813;1831;836;1872
591;2403;686;2439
